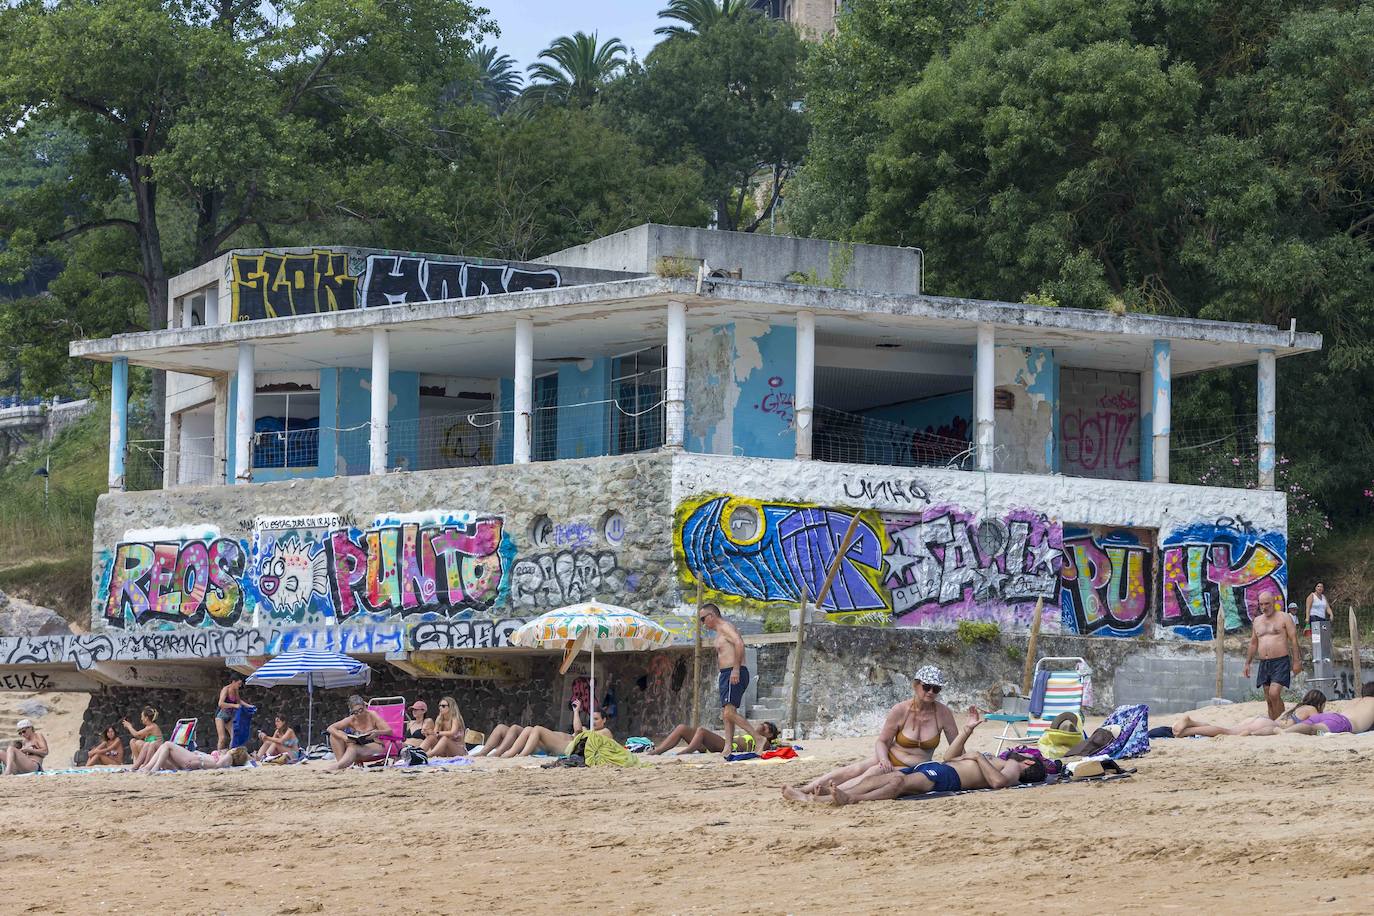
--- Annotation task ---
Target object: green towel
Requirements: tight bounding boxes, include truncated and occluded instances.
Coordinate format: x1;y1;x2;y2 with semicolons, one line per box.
576;731;640;767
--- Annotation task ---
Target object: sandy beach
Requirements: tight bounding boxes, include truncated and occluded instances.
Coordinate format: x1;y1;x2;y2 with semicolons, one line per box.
2;698;1372;915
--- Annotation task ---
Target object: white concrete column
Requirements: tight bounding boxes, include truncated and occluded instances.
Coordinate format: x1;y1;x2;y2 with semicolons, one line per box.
1138;365;1154;483
1258;348;1276;490
369;328;390;475
665;301;687;450
108;357;128;491
234;343;254;483
513;318;533;464
974;323;995;471
795;310;816;461
1152;339;1171;484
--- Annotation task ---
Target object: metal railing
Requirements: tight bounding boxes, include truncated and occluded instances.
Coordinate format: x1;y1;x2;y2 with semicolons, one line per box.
812;405;974;470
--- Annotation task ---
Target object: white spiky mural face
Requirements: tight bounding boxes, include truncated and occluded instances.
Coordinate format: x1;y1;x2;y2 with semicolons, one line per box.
258;537;329;614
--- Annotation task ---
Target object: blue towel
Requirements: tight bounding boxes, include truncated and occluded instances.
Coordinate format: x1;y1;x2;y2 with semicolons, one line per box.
1028;670;1050;718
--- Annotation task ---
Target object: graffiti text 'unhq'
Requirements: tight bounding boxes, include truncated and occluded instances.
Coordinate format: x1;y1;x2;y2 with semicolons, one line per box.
327;518;506;620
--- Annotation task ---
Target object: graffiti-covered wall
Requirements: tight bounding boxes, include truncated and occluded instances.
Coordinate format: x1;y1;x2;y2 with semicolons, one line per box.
670;454;1288;642
92;455;674;631
220;247;638;322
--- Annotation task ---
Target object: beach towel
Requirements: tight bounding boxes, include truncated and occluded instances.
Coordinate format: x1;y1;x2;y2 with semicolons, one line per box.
1028;670;1050;717
759;747;798;760
625;737;654;753
725;751;760;762
578;731;640;767
1097;704;1150;759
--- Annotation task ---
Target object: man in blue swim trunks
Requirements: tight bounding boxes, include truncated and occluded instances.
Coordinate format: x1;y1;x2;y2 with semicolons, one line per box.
700;604;770;759
784;708;1045;804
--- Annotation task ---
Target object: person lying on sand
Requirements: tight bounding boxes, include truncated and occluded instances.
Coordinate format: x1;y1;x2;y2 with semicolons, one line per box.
647;721;780;755
1285;682;1374;735
123;707;163;769
789;665;957;798
496;700;611;758
784;708;1044;805
323;695;391;771
3;720;49;775
1171;690;1327;738
137;744;248;773
86;725;125;767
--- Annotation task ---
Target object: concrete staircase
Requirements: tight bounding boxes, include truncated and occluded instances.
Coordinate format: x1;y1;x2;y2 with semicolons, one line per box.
747;682;817;728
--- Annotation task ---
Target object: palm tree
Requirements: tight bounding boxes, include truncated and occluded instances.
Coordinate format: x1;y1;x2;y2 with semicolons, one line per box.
654;0;753;39
524;32;628;108
464;45;523;113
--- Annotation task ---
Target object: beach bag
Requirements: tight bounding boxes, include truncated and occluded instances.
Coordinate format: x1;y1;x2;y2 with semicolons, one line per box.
402;746;429;766
999;745;1064;777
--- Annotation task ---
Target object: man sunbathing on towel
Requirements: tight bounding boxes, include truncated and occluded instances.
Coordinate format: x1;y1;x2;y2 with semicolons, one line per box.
783;708;1045;805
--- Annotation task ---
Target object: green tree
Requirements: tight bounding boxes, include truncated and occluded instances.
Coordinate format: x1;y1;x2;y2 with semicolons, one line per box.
655;0;752;39
612;14;808;231
451;45;524;114
525;32;628;108
0;0;492;410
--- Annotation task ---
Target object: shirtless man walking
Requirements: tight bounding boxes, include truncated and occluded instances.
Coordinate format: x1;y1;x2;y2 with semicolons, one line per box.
699;604;769;759
1243;594;1302;720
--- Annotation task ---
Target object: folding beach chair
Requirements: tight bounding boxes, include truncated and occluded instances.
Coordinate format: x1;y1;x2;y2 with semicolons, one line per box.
170;718;198;751
367;696;407;765
231;704;257;750
990;657;1089;750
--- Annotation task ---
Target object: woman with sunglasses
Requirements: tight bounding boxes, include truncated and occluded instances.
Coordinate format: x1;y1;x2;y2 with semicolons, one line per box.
789;665;958;798
421;697;467;758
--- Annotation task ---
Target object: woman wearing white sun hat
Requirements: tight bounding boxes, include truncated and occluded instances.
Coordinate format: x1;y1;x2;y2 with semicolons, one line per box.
785;664;958;799
3;719;48;775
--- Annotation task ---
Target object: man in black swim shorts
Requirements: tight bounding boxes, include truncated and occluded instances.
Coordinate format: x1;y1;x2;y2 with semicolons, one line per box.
700;604;770;759
1243;594;1302;720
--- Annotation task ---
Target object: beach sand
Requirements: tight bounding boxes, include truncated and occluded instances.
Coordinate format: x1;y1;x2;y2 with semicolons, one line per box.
2;699;1372;915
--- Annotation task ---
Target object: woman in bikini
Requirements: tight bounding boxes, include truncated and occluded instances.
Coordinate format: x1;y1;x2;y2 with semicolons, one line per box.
499;700;610;758
1171;690;1329;737
123;707;163;769
86;725;125;766
323;695;392;771
647;721;781;755
137;744;249;773
253;713;300;762
404;701;433;748
422;697;467;758
3;720;48;775
791;664;958;797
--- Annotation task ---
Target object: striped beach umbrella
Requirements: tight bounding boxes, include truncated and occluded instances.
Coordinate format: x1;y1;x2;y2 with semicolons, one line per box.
246;650;372;750
511;603;673;721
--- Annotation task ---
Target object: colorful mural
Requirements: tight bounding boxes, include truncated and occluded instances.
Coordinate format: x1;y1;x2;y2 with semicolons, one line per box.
1059;526;1153;637
1159;522;1287;641
676;496;888;618
882;507;1061;629
101;511;522;629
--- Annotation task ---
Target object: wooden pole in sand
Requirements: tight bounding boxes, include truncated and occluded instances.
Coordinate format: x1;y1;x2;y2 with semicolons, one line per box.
1214;609;1226;699
789;512;865;737
691;585;703;730
1020;597;1044;695
1350;607;1363;693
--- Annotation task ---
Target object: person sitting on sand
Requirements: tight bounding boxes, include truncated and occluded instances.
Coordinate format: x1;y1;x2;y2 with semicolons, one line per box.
215;673;247;751
498;700;610;758
253;713;299;762
1171;690;1327;738
137;743;248;773
123;707;163;769
86;725;125;767
3;719;49;775
421;697;468;758
1285;682;1374;735
648;721;781;756
790;665;957;798
404;700;433;747
323;695;391;771
784;707;1044;805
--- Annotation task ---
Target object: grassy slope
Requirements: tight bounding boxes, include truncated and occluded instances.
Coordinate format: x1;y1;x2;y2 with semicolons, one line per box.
0;409;106;626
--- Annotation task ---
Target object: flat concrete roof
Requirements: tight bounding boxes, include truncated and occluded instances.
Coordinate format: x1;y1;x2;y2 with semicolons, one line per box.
71;276;1321;378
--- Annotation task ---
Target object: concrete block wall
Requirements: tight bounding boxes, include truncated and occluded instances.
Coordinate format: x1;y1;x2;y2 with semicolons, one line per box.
1112;652;1254;714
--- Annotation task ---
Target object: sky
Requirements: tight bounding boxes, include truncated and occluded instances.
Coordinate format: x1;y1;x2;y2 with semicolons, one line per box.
477;1;666;71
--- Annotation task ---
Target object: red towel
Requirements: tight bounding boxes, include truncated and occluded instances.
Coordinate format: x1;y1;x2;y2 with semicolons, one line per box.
760;747;798;760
